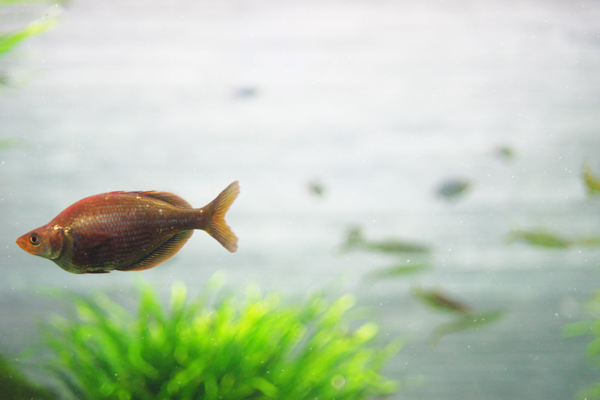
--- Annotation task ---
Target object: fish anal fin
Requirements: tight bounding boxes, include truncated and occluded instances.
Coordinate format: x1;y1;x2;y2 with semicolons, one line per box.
141;191;193;209
117;230;193;272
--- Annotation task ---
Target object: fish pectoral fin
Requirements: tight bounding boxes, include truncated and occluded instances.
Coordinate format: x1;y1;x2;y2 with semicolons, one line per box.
117;230;193;272
72;231;115;249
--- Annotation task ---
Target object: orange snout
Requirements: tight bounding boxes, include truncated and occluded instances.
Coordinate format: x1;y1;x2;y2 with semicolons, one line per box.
16;234;34;254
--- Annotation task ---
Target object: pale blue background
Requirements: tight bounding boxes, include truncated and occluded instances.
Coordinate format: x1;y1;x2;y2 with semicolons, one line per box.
1;1;600;398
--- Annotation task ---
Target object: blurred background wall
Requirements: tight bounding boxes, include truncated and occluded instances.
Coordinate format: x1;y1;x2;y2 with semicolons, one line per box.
1;1;600;399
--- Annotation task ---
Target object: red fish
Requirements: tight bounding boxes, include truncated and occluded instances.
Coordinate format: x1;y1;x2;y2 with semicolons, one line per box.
16;181;240;274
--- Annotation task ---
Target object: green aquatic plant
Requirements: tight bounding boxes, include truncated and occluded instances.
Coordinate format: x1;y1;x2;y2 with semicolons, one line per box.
583;160;600;195
307;179;326;197
0;2;60;86
506;228;600;249
563;291;600;399
435;178;471;200
365;262;431;281
410;287;504;345
39;279;401;400
506;228;571;248
0;14;57;57
342;226;430;254
576;235;600;246
494;145;516;162
0;354;56;400
429;310;505;345
412;287;472;317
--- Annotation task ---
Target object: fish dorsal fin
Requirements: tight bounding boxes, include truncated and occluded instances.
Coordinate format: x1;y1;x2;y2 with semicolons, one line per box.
117;230;193;272
140;191;192;209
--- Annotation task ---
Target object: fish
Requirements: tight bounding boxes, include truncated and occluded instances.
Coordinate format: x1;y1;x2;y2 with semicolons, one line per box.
16;181;240;274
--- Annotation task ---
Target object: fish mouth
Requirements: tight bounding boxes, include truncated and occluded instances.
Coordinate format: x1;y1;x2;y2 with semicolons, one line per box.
16;235;34;254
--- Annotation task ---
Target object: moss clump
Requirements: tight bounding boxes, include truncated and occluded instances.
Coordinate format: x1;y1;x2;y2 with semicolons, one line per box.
40;280;401;400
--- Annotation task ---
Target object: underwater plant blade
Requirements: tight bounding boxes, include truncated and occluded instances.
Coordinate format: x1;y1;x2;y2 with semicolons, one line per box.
413;288;472;316
47;367;89;400
38;281;400;400
0;17;58;56
429;310;505;344
583;160;600;194
0;355;57;400
586;337;600;358
506;229;571;248
341;226;430;254
365;239;431;254
577;383;600;400
562;320;598;338
575;236;600;247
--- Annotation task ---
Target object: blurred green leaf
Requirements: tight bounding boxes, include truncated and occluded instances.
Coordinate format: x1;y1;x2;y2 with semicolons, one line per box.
436;178;471;200
413;287;472;316
365;239;431;254
0;137;30;150
0;16;58;56
586;337;600;358
576;383;600;400
495;145;516;161
342;226;431;254
562;320;598;338
583;160;600;194
429;310;505;345
507;227;600;249
366;262;431;281
0;4;61;88
575;235;600;247
564;292;600;397
307;179;326;197
506;228;571;248
0;355;56;400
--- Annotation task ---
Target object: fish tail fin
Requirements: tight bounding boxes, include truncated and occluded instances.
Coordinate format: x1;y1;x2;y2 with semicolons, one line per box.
201;181;239;253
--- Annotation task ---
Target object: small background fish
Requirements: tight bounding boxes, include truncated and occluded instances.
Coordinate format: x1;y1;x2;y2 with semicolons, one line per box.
16;181;240;274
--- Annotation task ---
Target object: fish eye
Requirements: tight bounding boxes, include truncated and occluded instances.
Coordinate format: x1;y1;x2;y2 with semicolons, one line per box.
29;233;41;247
